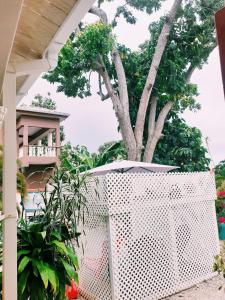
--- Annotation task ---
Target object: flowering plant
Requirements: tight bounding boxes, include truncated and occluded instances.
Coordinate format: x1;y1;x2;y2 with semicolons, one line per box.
219;217;225;224
66;279;79;299
217;190;225;198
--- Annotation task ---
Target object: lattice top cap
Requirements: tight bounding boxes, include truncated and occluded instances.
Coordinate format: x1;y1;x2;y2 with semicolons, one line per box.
87;160;179;176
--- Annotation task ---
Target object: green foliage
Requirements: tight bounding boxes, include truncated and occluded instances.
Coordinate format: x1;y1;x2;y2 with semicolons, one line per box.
30;93;65;143
44;0;223;162
125;0;166;14
17;220;78;300
61;118;209;172
77;21;113;61
31;93;56;110
40;167;89;241
215;161;225;178
17;166;89;299
214;244;225;278
215;161;225;188
153;117;210;172
16;171;27;199
60;141;126;172
95;118;210;172
44;22;113;98
112;6;136;27
45;1;222;106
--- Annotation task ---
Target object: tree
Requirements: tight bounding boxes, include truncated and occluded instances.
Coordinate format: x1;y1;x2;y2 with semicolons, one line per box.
215;161;225;178
98;117;210;172
153;117;210;172
61;116;210;172
60;142;126;172
215;160;225;188
31;92;56;110
44;0;223;162
30;93;65;142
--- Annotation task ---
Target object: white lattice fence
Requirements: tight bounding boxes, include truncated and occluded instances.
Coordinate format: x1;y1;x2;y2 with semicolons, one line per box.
77;172;219;300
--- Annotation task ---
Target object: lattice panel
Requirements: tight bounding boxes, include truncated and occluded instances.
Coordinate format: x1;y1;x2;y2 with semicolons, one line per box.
78;172;219;300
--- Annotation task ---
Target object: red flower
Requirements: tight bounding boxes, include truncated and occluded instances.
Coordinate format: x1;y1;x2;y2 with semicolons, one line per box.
219;217;225;223
65;279;78;300
221;203;225;208
217;190;225;198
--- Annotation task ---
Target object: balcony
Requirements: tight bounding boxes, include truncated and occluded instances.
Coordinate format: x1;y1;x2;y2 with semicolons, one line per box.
19;145;57;158
19;145;60;167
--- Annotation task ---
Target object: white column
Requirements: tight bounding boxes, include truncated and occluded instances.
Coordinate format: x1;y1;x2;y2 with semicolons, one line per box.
48;132;53;147
37;139;42;156
2;72;17;300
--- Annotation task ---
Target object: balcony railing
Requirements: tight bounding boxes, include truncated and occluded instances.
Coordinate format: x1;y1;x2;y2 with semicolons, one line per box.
19;145;58;158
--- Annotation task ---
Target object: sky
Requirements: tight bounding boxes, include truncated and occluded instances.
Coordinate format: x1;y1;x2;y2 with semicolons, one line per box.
19;0;225;163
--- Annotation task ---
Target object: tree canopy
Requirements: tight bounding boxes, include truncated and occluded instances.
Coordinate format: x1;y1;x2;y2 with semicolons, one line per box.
30;93;65;143
31;93;56;110
44;0;223;162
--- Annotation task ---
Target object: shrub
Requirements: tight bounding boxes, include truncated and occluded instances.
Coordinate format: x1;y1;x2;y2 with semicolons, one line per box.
17;167;90;299
18;220;78;300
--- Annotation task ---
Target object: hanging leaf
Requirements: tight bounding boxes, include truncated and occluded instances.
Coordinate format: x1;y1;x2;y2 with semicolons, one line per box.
18;256;30;273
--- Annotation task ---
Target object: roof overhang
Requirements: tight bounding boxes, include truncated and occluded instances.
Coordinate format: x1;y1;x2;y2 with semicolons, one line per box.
215;7;225;97
16;107;69;122
0;0;95;103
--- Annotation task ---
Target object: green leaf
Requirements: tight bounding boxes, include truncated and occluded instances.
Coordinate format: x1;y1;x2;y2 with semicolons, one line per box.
51;240;68;254
67;247;79;269
18;256;30;273
51;230;62;241
30;279;46;300
61;259;78;283
18;270;30;296
46;267;58;294
33;260;49;289
17;249;31;260
34;260;58;294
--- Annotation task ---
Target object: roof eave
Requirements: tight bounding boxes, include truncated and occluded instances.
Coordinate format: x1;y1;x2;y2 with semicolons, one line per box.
15;0;95;103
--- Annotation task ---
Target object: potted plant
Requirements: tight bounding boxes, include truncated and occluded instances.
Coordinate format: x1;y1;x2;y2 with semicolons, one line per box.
18;220;79;299
17;166;90;299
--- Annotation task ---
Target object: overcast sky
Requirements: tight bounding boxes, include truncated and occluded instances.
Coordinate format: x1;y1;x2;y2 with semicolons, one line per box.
19;0;225;163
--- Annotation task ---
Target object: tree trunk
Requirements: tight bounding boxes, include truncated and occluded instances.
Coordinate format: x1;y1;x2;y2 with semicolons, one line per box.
144;101;173;162
134;0;182;160
96;58;137;160
90;6;137;160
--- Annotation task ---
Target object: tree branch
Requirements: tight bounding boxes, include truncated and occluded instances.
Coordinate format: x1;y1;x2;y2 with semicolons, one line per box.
97;56;122;112
144;101;173;162
148;96;157;142
134;0;182;158
89;6;137;159
90;6;130;113
185;65;195;82
89;6;108;23
98;74;110;100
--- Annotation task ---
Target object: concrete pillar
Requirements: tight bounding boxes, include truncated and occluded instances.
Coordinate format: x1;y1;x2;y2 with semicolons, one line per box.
16;129;19;155
48;132;53;147
56;127;60;157
23;124;28;159
37;140;42;156
2;72;17;300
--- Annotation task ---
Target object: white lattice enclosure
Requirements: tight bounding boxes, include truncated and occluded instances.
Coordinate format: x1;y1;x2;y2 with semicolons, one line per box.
77;172;219;300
